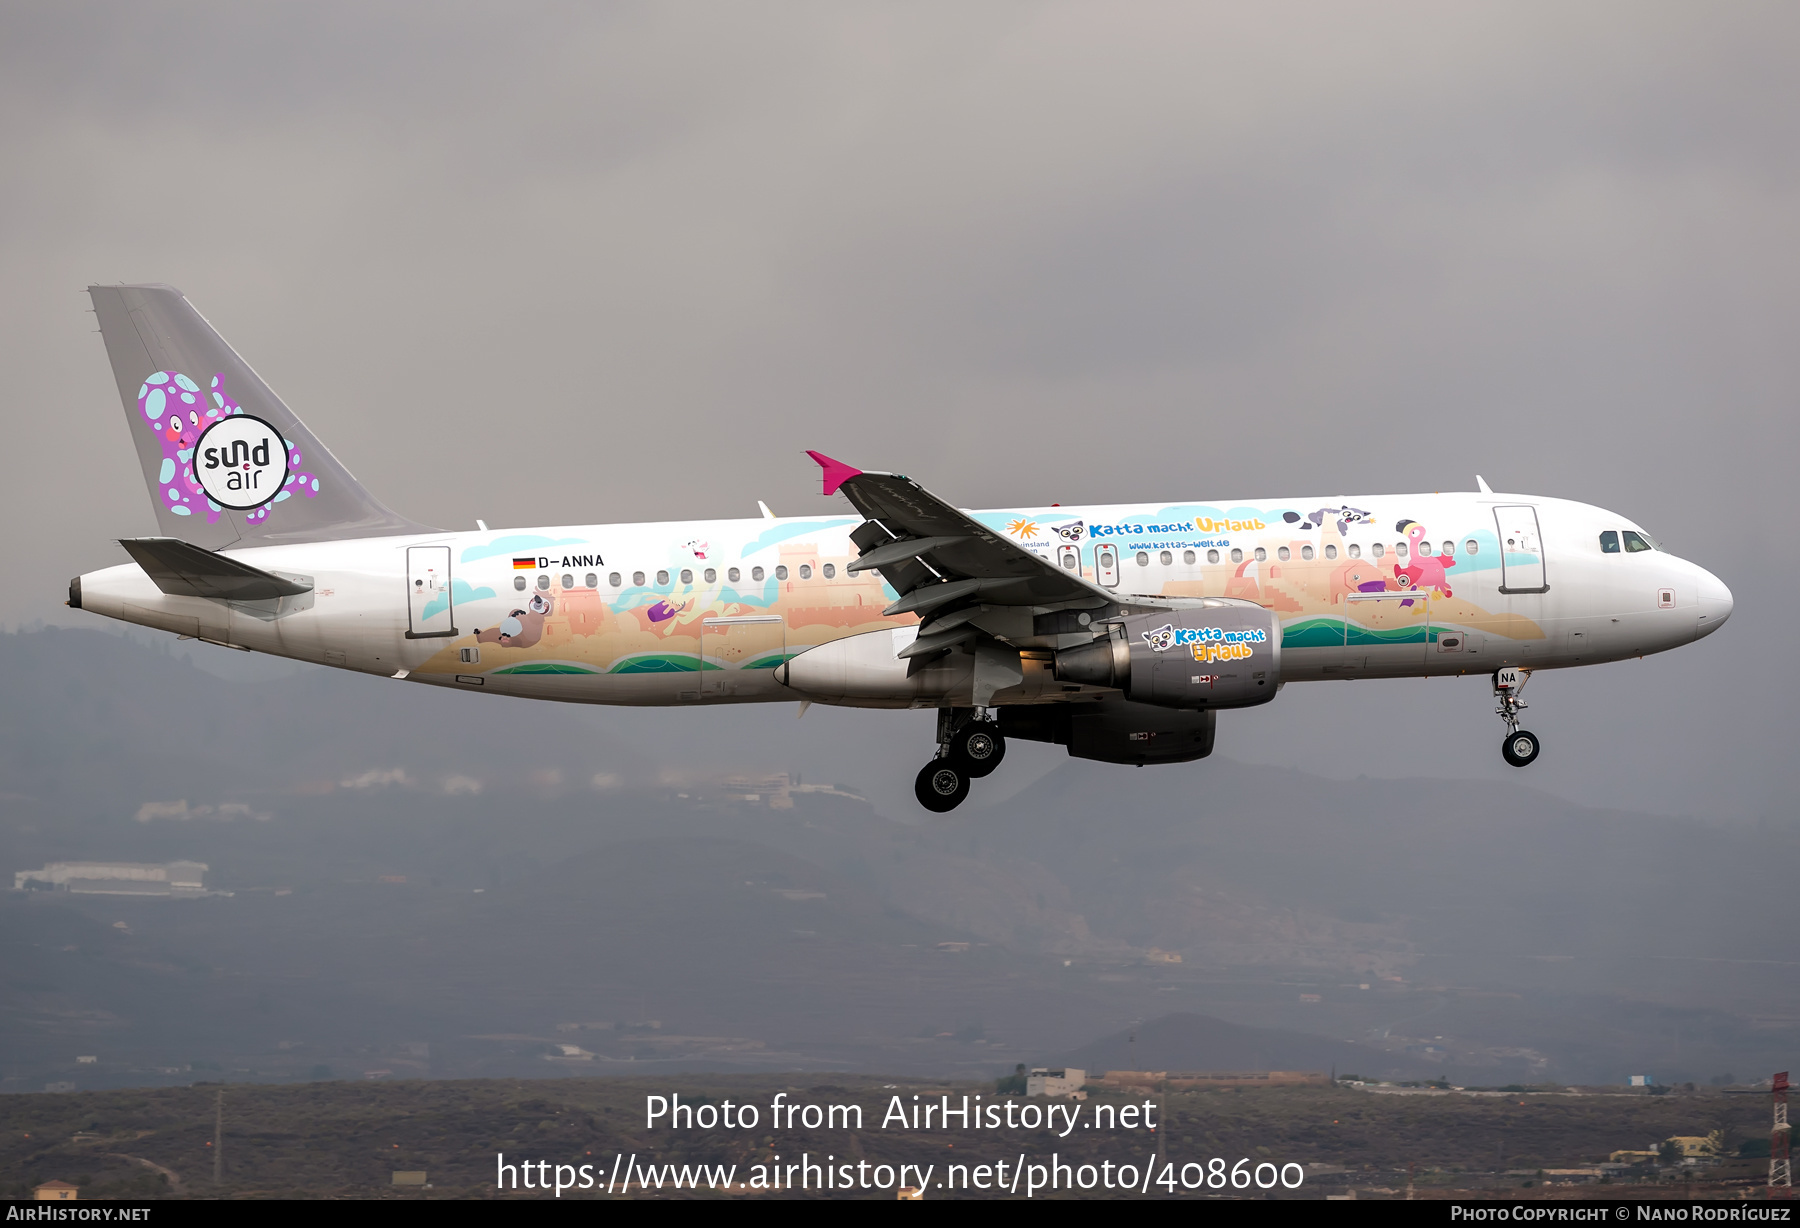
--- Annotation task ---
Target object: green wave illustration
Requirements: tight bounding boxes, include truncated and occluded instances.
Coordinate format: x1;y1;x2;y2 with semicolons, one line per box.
608;654;717;674
491;661;600;675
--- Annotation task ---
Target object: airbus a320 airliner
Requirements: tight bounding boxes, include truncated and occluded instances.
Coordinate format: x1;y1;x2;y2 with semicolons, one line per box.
69;285;1732;810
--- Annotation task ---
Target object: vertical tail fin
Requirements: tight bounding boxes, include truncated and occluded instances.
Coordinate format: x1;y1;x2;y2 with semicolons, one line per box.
88;283;431;549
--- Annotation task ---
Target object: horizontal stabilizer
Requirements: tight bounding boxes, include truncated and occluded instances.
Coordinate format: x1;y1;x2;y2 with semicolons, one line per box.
119;537;312;601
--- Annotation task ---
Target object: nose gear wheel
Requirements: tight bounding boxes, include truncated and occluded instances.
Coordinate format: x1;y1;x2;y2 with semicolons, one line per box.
1502;730;1541;767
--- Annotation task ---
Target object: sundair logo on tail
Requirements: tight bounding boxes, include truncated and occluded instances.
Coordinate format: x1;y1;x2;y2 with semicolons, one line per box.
194;415;288;511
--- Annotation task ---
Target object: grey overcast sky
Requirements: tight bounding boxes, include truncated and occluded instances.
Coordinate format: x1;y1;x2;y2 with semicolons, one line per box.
3;3;1795;821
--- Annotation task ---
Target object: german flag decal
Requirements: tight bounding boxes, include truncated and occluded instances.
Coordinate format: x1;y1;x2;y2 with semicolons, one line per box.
512;557;539;570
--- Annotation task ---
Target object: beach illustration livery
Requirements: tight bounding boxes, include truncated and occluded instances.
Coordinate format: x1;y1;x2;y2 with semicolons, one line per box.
984;502;1546;656
414;520;913;683
407;499;1546;690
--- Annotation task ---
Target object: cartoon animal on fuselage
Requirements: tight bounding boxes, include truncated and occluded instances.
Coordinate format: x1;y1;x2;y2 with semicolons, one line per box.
69;284;1738;814
1283;506;1375;536
476;592;553;648
1330;559;1393;603
1394;519;1455;598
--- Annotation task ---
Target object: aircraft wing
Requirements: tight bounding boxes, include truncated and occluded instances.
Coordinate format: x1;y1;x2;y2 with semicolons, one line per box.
807;452;1114;656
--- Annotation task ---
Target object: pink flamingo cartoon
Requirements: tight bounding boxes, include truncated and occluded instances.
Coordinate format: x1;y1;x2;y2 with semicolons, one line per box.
1395;520;1455;600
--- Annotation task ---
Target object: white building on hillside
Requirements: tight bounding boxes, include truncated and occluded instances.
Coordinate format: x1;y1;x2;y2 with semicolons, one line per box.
14;861;208;896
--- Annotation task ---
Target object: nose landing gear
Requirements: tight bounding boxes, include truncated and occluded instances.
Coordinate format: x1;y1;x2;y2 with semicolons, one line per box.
1493;667;1540;767
914;707;1007;812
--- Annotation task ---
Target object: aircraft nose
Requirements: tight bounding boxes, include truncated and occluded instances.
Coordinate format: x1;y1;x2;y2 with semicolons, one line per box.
1695;569;1733;640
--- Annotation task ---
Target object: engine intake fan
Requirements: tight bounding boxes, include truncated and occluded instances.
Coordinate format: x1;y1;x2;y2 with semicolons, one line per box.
1053;604;1281;709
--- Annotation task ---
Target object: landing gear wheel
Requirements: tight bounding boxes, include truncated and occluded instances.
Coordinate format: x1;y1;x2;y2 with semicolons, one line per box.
951;724;1006;778
1501;730;1540;767
915;760;971;812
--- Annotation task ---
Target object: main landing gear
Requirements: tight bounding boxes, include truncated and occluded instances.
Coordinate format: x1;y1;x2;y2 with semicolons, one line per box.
914;707;1006;813
1493;667;1540;767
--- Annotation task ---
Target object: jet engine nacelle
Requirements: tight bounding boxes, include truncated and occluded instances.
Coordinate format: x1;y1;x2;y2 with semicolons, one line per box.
1053;604;1281;709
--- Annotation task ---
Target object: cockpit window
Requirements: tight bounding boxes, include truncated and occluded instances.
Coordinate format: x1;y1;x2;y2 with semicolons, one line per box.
1599;530;1620;554
1622;530;1654;553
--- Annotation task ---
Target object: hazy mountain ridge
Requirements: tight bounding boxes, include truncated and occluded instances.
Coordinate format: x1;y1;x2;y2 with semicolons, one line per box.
0;628;1793;1089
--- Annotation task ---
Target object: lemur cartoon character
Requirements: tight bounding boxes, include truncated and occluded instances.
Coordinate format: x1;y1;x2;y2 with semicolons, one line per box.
1141;624;1178;653
1283;506;1375;536
1052;521;1086;544
476;592;552;649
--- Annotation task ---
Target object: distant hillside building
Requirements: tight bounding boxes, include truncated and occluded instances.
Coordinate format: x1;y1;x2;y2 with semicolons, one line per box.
14;860;207;896
1099;1070;1330;1089
34;1181;77;1200
1027;1068;1086;1097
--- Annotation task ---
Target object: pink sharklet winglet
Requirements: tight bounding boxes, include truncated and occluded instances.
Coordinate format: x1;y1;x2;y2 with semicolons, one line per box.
806;450;863;497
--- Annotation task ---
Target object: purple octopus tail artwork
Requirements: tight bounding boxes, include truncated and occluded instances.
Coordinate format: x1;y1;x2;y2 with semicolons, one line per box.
137;370;321;525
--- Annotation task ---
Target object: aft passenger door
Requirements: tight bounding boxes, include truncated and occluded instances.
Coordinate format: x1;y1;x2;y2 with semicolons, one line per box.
405;545;457;639
1494;505;1549;594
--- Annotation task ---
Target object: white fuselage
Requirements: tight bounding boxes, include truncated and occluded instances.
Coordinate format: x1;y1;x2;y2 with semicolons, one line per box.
75;490;1732;709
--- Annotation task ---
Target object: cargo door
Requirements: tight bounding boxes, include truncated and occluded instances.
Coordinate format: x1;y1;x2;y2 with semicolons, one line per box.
702;614;785;697
1342;591;1429;670
405;545;457;639
1494;505;1549;593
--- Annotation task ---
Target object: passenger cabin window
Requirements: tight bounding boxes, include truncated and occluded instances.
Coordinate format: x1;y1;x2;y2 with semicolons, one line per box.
1418;541;1432;556
776;565;789;580
728;567;740;582
754;566;767;581
1254;547;1267;562
1370;543;1383;558
632;571;645;586
1600;530;1621;553
680;569;693;584
1300;545;1314;561
1347;545;1361;559
656;570;670;586
1229;548;1243;563
799;564;812;579
1159;551;1172;566
822;563;835;579
1183;550;1195;564
513;575;527;591
1062;553;1076;569
1464;540;1478;555
562;573;574;589
1395;542;1407;558
1622;530;1653;553
1207;549;1220;564
1324;544;1337;560
703;568;717;583
537;574;550;590
1277;546;1290;561
585;572;597;588
1136;552;1149;566
1442;541;1454;556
